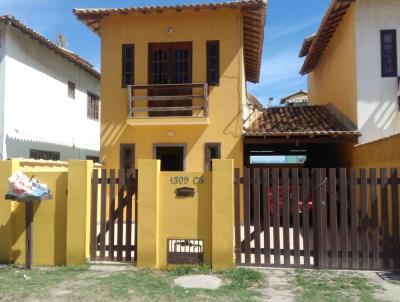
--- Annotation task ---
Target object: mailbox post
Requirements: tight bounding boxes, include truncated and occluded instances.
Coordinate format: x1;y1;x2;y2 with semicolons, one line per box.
4;194;48;269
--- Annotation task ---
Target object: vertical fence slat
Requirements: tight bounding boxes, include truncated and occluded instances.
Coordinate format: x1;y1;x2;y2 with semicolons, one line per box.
329;168;338;268
117;169;124;261
243;168;251;265
350;168;359;269
302;168;311;268
109;170;116;261
321;168;328;268
272;168;280;266
134;169;138;263
391;168;400;270
282;168;290;266
262;169;271;265
315;169;323;268
253;168;261;265
292;168;300;266
90;169;99;260
370;168;380;269
125;170;133;261
360;168;369;269
339;168;348;268
380;168;390;269
234;169;241;265
100;169;107;260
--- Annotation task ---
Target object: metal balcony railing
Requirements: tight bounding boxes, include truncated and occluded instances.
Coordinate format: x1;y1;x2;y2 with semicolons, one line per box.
127;83;209;118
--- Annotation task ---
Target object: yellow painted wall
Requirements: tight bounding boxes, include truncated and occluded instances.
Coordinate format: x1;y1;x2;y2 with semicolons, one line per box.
12;171;68;266
158;172;212;266
0;161;20;263
308;5;358;124
350;134;400;168
100;9;244;171
137;159;234;269
0;160;93;266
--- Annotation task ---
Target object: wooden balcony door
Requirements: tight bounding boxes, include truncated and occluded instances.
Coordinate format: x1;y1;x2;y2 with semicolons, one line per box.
148;42;192;117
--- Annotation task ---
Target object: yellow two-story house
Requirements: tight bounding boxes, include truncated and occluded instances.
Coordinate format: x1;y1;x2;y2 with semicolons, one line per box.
74;0;266;172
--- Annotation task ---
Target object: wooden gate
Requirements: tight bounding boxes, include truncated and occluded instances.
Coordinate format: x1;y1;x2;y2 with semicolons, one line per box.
234;168;400;270
90;169;138;263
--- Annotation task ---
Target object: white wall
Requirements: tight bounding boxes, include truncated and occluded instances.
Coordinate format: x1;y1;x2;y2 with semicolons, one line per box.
355;0;400;143
0;24;6;159
2;24;100;160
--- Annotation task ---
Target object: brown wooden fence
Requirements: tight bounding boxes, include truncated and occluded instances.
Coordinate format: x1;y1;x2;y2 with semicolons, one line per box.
90;169;138;263
234;167;400;270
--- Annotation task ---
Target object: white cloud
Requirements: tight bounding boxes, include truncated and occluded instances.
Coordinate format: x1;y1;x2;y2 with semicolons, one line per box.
266;15;321;42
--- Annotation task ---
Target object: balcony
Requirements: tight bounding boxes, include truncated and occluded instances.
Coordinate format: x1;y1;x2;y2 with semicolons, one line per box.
127;83;209;126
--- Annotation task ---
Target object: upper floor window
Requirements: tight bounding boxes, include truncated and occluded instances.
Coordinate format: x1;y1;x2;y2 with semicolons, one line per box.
122;44;134;87
87;91;100;120
68;81;76;99
30;149;60;161
207;41;220;85
204;143;221;171
381;30;398;77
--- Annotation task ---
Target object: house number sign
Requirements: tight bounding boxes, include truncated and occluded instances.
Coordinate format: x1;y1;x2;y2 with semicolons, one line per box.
169;176;205;185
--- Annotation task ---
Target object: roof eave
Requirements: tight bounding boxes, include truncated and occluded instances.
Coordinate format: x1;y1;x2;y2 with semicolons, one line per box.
299;0;355;75
73;0;267;83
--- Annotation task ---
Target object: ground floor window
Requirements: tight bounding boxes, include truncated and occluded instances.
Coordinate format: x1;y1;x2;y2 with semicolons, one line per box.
204;143;221;171
86;155;100;163
154;144;185;171
120;144;135;171
30;149;60;161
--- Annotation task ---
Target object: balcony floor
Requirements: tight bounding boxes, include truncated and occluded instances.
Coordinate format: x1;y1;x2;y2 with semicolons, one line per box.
126;116;210;126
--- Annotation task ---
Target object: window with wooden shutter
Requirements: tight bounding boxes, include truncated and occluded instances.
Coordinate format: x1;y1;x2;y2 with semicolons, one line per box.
204;143;221;172
206;41;220;85
381;30;398;77
87;91;100;120
122;44;134;87
120;144;135;171
68;81;75;99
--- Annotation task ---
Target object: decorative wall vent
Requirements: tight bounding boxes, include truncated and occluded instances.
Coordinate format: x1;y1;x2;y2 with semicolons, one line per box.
167;239;204;265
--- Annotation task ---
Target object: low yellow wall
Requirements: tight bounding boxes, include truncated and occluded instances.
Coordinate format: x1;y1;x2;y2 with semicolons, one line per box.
350;134;400;168
0;160;93;266
158;172;212;266
137;159;234;269
12;171;68;266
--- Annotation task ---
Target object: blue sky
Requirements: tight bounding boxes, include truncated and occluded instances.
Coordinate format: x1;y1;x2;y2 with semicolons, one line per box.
1;0;330;106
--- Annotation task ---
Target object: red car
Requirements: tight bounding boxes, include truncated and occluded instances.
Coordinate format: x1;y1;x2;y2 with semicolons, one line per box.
267;186;313;215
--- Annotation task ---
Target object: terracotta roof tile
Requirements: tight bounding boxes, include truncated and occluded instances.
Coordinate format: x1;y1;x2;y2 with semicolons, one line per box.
245;104;360;137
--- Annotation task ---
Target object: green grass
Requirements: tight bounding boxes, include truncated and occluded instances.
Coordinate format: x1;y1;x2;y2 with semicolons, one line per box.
291;269;383;302
0;265;264;302
0;265;89;301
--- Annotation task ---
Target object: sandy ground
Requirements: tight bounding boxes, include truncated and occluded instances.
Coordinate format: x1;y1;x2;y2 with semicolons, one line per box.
255;267;400;302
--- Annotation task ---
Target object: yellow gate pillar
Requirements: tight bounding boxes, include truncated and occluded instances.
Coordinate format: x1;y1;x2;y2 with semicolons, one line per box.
0;160;20;263
137;159;160;268
66;160;93;265
212;159;235;269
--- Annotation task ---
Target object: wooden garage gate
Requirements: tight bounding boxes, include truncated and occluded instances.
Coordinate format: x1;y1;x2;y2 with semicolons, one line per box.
234;167;400;270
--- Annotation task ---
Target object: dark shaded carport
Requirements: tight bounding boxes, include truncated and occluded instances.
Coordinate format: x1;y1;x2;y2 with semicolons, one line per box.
244;104;361;168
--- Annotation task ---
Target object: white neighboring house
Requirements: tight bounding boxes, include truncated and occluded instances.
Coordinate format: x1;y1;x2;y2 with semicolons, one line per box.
300;0;400;145
279;90;308;107
0;15;100;161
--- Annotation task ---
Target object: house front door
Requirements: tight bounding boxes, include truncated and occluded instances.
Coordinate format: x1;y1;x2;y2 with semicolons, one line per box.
148;42;192;117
